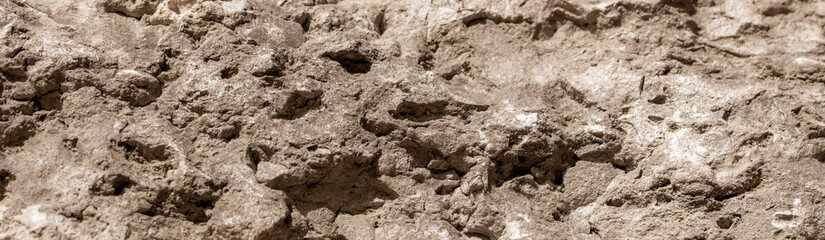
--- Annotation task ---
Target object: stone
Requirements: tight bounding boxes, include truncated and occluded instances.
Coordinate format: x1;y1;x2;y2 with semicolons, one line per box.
10;82;37;101
0;0;824;239
563;161;622;210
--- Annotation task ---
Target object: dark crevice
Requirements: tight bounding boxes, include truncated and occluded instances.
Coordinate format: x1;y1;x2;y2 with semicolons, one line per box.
63;137;78;150
721;108;732;121
551;168;565;186
374;11;387;35
462;12;529;28
274;163;398;218
252;67;284;78
762;6;791;16
140;180;226;223
648;94;667;104
491;133;577;187
465;18;491;28
390;100;489;122
220;66;238;79
533;23;559;40
398;139;444;168
605;198;625;207
118;139;172;164
90;174;134;196
359;115;399;137
0;169;14;201
712;172;762;202
390;100;449;122
418;48;435;70
34;91;62;111
590;226;601;236
246;143;274;172
612;162;628;172
745;90;766;106
791;106;802;115
8;47;23;58
511;156;537;178
293;13;312;32
225;133;239;142
435;181;460;195
740;132;772;146
105;10;142;20
814;147;825;163
716;215;738;229
323;51;373;74
659;0;698;15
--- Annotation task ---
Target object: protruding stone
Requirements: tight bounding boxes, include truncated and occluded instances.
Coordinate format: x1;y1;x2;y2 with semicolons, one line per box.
10;82;36;101
563;161;622;210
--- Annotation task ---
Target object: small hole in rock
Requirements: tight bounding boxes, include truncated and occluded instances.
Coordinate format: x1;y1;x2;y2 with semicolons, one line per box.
648;95;667;104
220;67;238;79
246;144;271;172
294;13;312;32
323;51;372;74
90;174;134;196
374;11;386;35
119;140;171;164
0;170;14;201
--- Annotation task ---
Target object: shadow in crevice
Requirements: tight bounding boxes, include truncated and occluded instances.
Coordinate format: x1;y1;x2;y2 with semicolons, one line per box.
139;179;226;224
280;161;398;216
90;173;135;196
323;50;373;74
491;132;577;187
390;100;450;122
118;139;172;164
287;177;397;216
659;0;697;15
255;145;398;216
0;169;14;201
397;138;444;168
389;100;489;123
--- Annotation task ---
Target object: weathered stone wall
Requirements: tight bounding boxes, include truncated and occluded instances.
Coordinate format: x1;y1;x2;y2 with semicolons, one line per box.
0;0;824;239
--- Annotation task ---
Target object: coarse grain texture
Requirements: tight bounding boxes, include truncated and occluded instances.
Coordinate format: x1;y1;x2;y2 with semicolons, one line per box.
1;0;825;239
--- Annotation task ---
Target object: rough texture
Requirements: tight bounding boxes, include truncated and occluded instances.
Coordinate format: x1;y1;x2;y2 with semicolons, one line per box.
1;0;825;239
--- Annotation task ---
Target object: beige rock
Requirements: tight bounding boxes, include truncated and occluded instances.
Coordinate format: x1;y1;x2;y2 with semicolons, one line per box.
1;0;824;239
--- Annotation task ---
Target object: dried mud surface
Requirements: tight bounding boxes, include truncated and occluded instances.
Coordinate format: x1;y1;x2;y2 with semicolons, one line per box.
1;0;825;239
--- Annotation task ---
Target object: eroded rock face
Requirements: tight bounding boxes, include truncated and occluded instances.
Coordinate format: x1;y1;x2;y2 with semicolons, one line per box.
1;0;825;239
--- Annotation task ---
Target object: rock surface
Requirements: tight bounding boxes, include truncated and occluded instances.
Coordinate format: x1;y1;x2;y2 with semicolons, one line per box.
1;0;825;239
